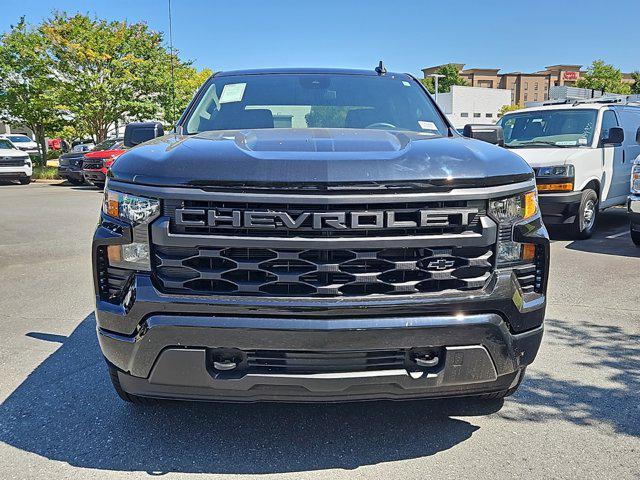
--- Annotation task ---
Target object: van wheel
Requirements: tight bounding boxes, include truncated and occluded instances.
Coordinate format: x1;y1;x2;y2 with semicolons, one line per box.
108;365;158;406
570;189;598;239
18;176;31;185
631;228;640;246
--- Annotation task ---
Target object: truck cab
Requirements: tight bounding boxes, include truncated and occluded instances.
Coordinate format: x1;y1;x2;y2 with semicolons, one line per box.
498;102;640;238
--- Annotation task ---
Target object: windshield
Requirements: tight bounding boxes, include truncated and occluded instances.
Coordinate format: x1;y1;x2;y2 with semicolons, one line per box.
6;135;31;143
0;139;16;149
498;109;597;148
183;73;448;136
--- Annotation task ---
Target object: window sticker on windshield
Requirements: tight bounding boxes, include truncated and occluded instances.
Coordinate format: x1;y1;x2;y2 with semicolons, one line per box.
219;83;247;104
418;121;437;130
402;81;411;87
578;138;588;145
556;140;578;146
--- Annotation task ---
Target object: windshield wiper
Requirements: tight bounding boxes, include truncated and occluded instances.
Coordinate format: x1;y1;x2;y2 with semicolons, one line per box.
507;140;575;148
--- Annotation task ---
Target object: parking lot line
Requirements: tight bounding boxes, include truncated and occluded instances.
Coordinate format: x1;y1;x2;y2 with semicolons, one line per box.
605;230;630;239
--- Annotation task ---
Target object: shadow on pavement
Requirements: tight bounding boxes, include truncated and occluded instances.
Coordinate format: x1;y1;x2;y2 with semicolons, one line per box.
550;208;640;258
1;314;498;475
505;317;639;437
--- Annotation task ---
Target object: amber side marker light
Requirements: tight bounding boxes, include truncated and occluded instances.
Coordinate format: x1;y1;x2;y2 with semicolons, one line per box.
107;245;122;263
521;243;536;262
537;183;573;192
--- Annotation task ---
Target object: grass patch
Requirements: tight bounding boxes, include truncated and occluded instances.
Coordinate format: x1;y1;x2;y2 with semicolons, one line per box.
32;166;60;180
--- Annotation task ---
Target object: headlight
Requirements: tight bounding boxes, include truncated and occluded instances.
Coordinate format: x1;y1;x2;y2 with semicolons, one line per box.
103;189;159;270
631;159;640;194
103;190;160;226
536;165;574;192
489;190;538;265
489;190;538;223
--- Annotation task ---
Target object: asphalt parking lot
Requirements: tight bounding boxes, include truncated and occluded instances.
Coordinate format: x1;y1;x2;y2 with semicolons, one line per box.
0;181;638;480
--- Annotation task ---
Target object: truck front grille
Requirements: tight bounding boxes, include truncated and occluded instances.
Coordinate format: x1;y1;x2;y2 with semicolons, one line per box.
153;244;493;296
0;157;27;167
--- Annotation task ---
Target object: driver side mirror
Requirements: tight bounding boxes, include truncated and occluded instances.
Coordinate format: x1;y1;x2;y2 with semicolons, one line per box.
462;124;504;147
124;122;164;148
602;126;624;146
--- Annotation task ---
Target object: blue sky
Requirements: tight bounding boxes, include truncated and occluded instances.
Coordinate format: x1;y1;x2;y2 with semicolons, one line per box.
2;0;639;76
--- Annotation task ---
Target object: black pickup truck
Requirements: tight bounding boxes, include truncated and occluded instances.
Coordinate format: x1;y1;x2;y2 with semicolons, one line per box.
93;67;549;405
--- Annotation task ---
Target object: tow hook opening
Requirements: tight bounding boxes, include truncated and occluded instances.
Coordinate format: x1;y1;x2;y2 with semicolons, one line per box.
208;348;246;373
406;348;445;372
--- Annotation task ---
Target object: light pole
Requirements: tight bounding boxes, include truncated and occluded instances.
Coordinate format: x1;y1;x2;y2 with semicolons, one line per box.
428;73;446;102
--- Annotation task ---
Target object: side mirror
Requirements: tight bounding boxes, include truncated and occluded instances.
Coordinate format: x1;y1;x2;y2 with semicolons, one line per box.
635;126;640;144
462;124;505;147
602;126;624;145
124;122;164;148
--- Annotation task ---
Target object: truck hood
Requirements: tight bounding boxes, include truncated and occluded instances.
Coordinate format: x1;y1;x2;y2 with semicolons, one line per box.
110;128;533;188
509;147;591;168
0;148;30;158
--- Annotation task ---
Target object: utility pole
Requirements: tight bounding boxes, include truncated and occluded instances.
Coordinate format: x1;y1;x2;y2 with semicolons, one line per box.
428;73;446;102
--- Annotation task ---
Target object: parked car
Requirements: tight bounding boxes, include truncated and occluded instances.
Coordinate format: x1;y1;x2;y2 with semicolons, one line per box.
93;67;549;405
629;155;640;245
58;138;122;185
0;134;39;156
497;101;640;238
82;139;125;189
0;137;32;184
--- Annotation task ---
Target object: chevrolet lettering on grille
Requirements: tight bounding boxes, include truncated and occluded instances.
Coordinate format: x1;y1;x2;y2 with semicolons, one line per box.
174;208;479;230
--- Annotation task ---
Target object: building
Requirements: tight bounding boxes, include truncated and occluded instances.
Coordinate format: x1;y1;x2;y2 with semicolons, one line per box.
435;85;511;128
422;64;636;104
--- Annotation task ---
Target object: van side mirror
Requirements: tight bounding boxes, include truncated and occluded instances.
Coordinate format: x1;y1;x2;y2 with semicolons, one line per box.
635;126;640;144
124;122;164;148
602;126;624;145
462;124;504;147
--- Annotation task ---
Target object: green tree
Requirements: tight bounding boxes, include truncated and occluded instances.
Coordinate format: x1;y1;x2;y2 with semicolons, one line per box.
159;63;212;126
631;71;640;95
0;18;65;164
420;64;469;94
576;60;631;95
41;12;183;142
499;103;524;116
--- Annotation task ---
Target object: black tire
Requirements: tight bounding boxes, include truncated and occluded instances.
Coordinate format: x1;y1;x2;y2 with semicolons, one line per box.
94;182;105;190
476;368;526;400
108;365;158;405
631;228;640;246
569;189;598;239
18;176;31;185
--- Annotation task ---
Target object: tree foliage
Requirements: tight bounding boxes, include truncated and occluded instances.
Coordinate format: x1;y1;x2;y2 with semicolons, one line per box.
576;60;631;95
0;18;65;163
631;71;640;95
499;103;524;116
420;64;469;94
0;12;211;146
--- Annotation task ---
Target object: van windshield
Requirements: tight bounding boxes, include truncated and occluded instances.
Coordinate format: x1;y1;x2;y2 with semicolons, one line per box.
183;73;448;136
497;109;597;148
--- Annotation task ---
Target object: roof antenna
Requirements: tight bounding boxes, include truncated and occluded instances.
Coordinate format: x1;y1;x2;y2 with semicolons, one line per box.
375;60;387;76
168;0;176;126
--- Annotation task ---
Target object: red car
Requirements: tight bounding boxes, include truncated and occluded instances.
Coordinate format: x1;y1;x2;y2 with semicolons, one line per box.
82;139;125;189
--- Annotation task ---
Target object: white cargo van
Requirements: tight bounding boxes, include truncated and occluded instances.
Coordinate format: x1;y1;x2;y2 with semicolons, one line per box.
498;101;640;238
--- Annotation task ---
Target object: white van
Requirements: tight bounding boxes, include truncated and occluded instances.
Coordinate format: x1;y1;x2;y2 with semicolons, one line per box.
498;101;640;238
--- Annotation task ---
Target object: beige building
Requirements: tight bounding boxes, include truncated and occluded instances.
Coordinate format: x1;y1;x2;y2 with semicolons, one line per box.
422;64;636;105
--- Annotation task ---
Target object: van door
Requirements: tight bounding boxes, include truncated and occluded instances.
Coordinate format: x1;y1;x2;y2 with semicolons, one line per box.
600;109;626;205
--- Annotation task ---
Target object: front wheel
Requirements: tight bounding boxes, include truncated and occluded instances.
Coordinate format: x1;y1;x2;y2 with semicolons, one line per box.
569;189;598;239
475;368;526;400
631;228;640;246
108;365;158;406
18;176;31;185
93;181;105;190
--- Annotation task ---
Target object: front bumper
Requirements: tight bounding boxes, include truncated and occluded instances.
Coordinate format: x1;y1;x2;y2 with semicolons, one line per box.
0;164;32;179
537;191;583;225
58;165;85;182
83;169;106;185
106;314;541;402
628;194;640;229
